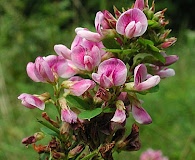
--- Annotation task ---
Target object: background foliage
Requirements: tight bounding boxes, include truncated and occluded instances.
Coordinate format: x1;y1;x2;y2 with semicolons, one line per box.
0;0;194;159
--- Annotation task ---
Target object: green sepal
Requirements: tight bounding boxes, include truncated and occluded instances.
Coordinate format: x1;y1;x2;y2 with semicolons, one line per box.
78;108;102;120
65;95;90;110
148;20;161;29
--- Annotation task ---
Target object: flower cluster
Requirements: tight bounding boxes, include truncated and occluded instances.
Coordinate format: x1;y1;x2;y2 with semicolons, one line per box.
18;0;178;159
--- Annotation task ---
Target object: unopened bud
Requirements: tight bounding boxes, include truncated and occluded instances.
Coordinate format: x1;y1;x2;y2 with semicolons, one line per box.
68;144;84;158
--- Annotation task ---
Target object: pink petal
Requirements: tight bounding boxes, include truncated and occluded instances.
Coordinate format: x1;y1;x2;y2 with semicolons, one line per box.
70;79;96;96
56;59;78;78
132;105;152;124
116;8;147;38
61;109;78;124
157;68;175;78
134;64;147;85
18;93;45;110
26;62;40;82
54;44;71;59
75;27;101;42
135;75;160;91
111;109;126;123
71;46;85;70
35;57;55;83
134;0;145;10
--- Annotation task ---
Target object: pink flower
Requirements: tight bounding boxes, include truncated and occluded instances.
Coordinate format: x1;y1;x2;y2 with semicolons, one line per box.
149;65;175;79
62;77;96;96
92;58;127;88
18;93;45;110
26;56;56;83
134;0;145;10
132;104;152;124
156;68;175;79
111;100;126;123
54;44;71;59
116;8;148;39
95;10;116;34
59;98;78;124
134;64;160;91
61;108;78;124
71;35;106;71
140;148;169;160
43;55;79;79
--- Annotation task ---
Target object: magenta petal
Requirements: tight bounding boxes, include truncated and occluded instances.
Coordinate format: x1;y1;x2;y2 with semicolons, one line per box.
132;105;152;124
111;109;126;123
18;93;45;110
134;64;147;85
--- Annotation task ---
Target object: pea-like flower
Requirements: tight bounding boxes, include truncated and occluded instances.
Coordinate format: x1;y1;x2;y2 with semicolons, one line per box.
92;58;127;88
111;100;126;123
27;56;56;83
116;8;148;39
18;93;45;110
59;98;78;124
71;35;105;71
62;76;96;96
133;64;160;91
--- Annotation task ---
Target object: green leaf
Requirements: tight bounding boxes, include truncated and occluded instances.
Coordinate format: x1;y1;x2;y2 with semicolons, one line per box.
105;48;123;53
152;52;166;63
41;127;59;137
102;107;115;113
133;53;155;65
148;44;160;52
102;36;120;49
148;20;160;28
78;108;102;120
66;95;89;110
138;37;154;47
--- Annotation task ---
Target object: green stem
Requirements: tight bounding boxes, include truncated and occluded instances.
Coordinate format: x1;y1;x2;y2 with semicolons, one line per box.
79;149;99;160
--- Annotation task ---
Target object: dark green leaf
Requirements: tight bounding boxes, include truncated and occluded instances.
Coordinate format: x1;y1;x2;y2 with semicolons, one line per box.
138;37;154;47
78;108;102;120
152;52;166;63
66;95;89;110
102;36;120;49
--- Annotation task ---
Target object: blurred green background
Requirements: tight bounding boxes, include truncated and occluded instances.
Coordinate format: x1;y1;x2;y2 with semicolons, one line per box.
0;0;194;159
